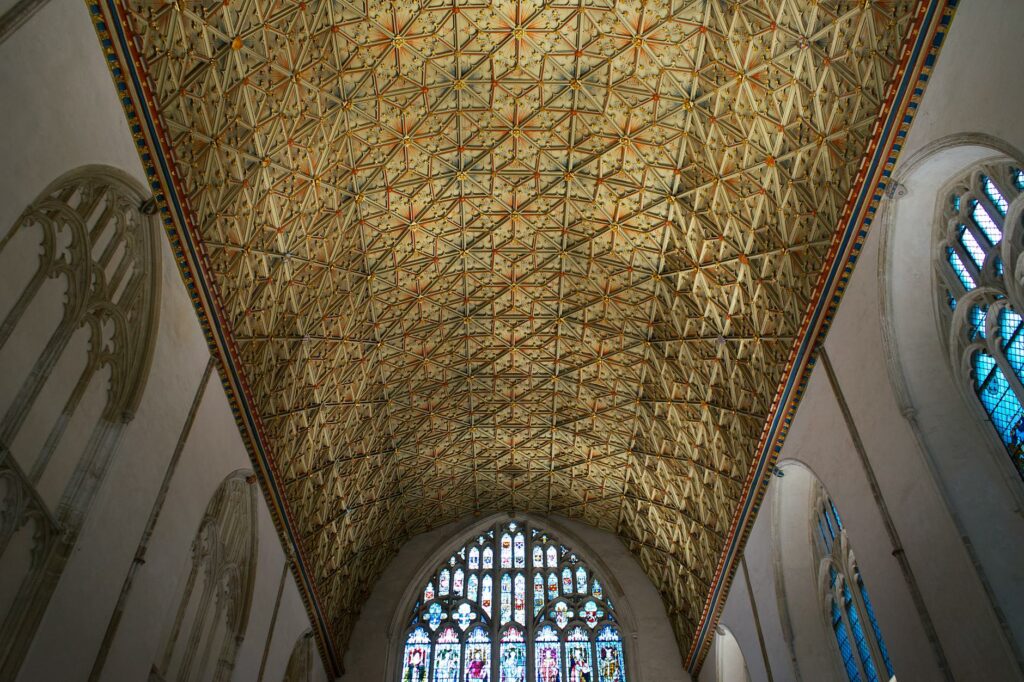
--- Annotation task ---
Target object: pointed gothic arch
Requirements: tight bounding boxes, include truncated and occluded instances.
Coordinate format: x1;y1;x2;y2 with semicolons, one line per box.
0;165;160;678
877;134;1024;660
771;461;896;682
387;514;638;682
708;625;749;682
150;470;258;682
282;631;315;682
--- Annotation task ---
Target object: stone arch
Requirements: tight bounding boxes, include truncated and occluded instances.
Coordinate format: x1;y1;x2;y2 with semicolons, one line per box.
0;165;160;678
771;461;896;682
384;512;641;682
282;631;314;682
881;134;1024;501
708;625;749;682
878;132;1024;652
150;470;258;682
770;461;847;681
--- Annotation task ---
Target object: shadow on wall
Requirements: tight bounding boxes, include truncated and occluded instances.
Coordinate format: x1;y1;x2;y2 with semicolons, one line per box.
0;166;160;680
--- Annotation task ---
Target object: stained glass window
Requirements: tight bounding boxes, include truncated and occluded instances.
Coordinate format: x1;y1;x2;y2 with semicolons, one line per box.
401;628;431;682
433;627;461;682
816;494;894;682
398;520;628;682
938;164;1024;478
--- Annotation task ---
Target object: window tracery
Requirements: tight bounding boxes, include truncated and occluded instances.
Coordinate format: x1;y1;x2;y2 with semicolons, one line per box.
151;471;258;682
282;631;314;682
937;163;1024;477
814;492;894;682
399;520;627;682
0;167;159;677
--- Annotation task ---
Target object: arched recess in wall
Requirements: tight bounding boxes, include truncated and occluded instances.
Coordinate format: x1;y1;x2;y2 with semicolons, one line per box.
882;134;1024;499
0;165;160;679
771;461;896;682
709;626;749;682
385;513;640;682
150;470;258;682
879;134;1024;648
283;631;314;682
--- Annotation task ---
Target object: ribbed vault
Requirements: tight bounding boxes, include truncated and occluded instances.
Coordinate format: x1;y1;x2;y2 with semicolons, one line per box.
119;0;917;661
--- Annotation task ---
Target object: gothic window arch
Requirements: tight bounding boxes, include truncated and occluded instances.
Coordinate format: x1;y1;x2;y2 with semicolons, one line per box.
813;490;895;682
397;519;629;682
710;626;749;682
937;162;1024;478
282;631;314;682
0;166;160;677
151;470;258;682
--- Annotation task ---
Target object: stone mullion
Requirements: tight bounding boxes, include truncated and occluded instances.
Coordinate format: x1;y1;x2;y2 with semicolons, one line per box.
28;352;98;484
0;308;79;449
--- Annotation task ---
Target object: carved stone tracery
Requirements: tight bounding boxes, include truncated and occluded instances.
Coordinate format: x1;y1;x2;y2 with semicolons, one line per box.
0;167;159;679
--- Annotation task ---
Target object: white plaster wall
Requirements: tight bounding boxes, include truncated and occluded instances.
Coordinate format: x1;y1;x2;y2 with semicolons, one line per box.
339;513;691;682
707;1;1024;680
713;368;954;681
698;628;749;682
878;0;1024;659
705;484;796;682
0;0;19;22
0;4;329;682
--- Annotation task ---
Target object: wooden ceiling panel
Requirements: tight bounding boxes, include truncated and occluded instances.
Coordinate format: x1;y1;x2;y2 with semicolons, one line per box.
113;0;921;664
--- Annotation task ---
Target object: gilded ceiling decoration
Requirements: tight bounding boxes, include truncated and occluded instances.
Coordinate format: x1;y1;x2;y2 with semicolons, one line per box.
92;0;951;672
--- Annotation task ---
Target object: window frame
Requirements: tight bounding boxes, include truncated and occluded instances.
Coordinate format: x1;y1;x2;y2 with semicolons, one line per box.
386;514;639;682
934;161;1024;483
813;490;895;682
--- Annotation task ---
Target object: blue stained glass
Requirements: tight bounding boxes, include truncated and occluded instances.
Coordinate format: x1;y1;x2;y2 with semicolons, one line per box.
982;176;1009;216
844;581;881;682
971;200;1002;244
832;596;860;682
947;291;957;311
1014;168;1024;191
968;305;987;340
566;626;594;682
818;517;832;551
857;572;895;678
959;226;986;269
947;247;976;290
500;574;512;625
535;626;561;682
1000;308;1024;376
973;352;1024;474
829;499;843;530
952;193;962;212
822;506;836;540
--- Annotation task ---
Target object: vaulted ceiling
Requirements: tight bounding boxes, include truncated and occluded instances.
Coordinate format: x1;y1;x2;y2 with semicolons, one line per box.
113;0;920;666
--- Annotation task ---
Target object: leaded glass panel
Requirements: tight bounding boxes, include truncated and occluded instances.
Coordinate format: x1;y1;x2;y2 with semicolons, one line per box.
399;520;628;682
939;163;1024;478
817;493;894;682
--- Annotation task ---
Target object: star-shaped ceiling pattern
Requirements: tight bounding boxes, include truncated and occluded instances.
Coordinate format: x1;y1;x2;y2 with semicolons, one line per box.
121;0;916;659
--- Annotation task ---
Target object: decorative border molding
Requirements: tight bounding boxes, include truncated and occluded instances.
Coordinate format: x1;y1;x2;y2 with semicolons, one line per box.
84;0;342;674
684;0;959;672
81;0;959;676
